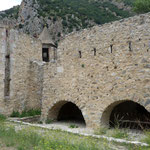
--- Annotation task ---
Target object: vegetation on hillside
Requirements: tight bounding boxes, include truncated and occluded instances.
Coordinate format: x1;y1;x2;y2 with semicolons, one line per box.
0;0;134;39
37;0;133;33
116;0;135;6
134;0;150;13
0;0;149;39
0;6;19;19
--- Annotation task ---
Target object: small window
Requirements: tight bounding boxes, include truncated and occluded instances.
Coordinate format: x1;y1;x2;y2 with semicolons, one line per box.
94;48;96;56
129;41;132;51
6;29;9;37
110;44;113;53
79;51;82;58
42;48;49;62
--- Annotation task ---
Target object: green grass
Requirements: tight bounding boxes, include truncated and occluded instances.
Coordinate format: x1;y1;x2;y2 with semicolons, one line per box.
10;109;41;118
95;127;108;135
69;124;79;128
0;123;109;150
0;114;6;121
0;119;147;150
0;114;148;150
95;127;130;140
45;119;53;124
143;130;150;145
111;128;129;139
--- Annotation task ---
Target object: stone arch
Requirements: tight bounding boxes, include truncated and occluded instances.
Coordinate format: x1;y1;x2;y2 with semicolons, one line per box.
101;100;150;130
47;100;86;126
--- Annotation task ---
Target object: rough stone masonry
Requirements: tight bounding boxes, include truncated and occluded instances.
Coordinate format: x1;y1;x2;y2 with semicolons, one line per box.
0;13;150;129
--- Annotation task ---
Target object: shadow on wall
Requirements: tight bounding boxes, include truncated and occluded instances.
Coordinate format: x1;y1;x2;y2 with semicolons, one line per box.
101;100;150;130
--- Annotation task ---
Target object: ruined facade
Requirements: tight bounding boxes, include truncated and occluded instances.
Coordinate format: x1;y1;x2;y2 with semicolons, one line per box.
0;25;42;114
0;13;150;129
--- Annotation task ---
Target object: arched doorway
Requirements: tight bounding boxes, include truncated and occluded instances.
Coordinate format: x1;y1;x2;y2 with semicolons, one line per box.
58;102;85;123
101;101;150;130
48;101;86;126
110;101;150;130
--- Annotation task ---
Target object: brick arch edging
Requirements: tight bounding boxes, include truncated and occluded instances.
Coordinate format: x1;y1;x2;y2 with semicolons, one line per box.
45;100;88;126
100;99;150;127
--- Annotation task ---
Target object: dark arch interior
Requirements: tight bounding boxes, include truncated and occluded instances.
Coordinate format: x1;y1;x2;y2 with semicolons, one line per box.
110;101;150;130
57;102;86;125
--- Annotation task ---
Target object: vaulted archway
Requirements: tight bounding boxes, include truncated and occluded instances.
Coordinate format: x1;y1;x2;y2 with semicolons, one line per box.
101;100;150;130
47;101;86;126
57;102;85;123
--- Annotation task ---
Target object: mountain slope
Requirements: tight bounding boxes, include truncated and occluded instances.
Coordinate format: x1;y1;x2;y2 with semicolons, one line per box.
0;0;135;42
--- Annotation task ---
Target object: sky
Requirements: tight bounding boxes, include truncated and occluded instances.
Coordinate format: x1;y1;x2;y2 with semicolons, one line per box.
0;0;22;11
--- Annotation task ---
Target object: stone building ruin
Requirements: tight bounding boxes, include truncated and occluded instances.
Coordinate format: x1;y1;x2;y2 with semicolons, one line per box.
39;27;57;62
0;13;150;129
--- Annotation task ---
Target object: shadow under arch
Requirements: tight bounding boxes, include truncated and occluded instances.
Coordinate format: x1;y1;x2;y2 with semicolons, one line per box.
47;101;86;126
101;100;150;130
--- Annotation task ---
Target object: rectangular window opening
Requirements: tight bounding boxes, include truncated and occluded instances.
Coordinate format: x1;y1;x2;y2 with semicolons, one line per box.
94;48;96;56
110;45;113;53
4;29;10;99
79;51;82;58
129;41;132;51
6;29;9;37
42;48;49;62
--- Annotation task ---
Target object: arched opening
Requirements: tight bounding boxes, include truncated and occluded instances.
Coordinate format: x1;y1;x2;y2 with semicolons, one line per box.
47;101;86;127
109;101;150;130
57;102;86;125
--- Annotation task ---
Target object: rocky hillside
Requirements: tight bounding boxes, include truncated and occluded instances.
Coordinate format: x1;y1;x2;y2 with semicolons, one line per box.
0;0;135;42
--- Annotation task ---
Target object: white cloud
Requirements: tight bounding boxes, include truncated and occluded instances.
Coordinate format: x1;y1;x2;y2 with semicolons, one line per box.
0;0;22;11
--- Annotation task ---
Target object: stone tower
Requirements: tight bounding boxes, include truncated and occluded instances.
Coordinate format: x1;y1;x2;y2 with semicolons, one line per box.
39;27;57;62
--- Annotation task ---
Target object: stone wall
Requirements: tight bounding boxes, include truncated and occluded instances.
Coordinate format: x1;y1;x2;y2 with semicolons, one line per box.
0;26;8;114
0;26;43;115
26;60;44;110
9;29;42;112
41;13;150;128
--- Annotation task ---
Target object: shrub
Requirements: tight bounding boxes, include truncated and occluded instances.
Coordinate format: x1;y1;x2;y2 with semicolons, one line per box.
62;20;67;26
53;16;57;22
10;109;41;118
19;24;24;29
69;124;78;128
81;64;85;68
112;128;129;139
57;32;61;37
134;0;150;13
0;114;6;122
45;119;53;124
10;111;20;117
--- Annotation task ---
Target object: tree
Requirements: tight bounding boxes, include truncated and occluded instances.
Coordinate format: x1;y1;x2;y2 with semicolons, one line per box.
134;0;150;13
